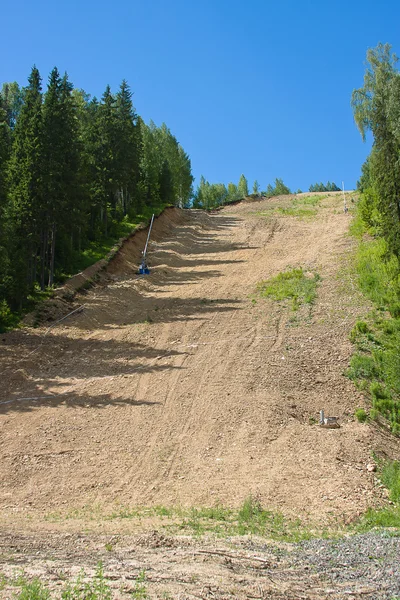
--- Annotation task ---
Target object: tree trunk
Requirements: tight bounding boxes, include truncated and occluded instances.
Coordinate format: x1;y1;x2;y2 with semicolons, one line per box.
48;222;56;287
40;229;47;291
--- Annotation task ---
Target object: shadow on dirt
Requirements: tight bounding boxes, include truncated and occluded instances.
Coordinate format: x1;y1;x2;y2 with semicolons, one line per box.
0;387;163;414
0;211;246;413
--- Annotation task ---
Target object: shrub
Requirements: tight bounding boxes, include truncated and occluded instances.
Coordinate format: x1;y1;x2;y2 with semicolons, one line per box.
17;580;51;600
370;382;389;400
0;299;14;333
381;461;400;502
355;408;368;423
347;354;378;380
369;408;379;421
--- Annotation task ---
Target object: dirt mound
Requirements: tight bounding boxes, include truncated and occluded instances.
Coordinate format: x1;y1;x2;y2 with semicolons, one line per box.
0;196;398;527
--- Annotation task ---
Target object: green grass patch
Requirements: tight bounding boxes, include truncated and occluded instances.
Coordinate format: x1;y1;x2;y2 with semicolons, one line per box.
293;194;324;207
347;200;400;433
257;267;320;311
356;505;400;530
346;314;400;434
1;563;114;600
44;498;327;542
16;579;51;600
277;207;318;218
356;459;400;531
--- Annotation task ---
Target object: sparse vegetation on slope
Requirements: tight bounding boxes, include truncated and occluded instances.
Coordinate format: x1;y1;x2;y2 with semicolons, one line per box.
257;267;320;311
347;208;400;434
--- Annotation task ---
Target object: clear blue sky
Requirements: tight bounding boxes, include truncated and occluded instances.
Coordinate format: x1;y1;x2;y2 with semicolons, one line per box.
2;0;399;191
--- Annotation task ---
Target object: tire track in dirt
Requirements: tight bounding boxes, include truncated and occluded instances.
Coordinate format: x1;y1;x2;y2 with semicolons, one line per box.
1;195;399;522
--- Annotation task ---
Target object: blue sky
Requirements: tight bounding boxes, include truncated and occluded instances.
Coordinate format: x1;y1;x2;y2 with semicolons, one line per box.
2;0;399;191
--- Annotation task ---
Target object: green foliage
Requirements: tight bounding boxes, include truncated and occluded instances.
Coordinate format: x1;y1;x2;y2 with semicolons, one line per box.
347;194;400;433
0;299;17;332
347;354;379;380
356;459;400;530
354;407;368;423
16;579;51;600
352;43;400;260
0;66;193;321
354;237;400;314
131;571;148;599
277;207;317;218
263;177;291;197
237;173;249;197
257;268;320;311
381;460;400;502
308;181;340;192
61;563;112;600
296;195;322;206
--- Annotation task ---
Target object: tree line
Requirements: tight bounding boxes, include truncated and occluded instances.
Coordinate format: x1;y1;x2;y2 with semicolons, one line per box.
191;175;342;210
308;182;341;192
352;43;400;278
0;66;193;323
192;175;292;210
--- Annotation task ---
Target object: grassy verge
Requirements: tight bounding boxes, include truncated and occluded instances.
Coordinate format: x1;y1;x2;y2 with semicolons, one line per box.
356;459;400;531
42;496;333;542
257;267;320;312
347;206;400;435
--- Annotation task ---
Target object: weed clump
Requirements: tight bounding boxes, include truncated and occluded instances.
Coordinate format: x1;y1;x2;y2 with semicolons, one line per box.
257;268;320;311
354;408;368;423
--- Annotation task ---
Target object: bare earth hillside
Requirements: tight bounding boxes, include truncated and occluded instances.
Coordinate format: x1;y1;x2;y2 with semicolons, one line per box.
0;194;399;598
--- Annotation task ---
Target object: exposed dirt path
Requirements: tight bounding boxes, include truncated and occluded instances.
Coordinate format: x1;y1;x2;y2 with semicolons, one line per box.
0;530;399;600
0;194;398;531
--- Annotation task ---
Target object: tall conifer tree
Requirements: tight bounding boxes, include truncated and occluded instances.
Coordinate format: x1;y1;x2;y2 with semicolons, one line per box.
7;66;43;303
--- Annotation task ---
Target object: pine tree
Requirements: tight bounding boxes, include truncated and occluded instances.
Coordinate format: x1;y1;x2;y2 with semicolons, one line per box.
238;174;249;197
115;80;140;215
274;178;291;195
42;68;81;285
227;182;239;202
252;180;260;195
7;66;43;304
0;92;11;307
176;146;193;207
159;160;174;204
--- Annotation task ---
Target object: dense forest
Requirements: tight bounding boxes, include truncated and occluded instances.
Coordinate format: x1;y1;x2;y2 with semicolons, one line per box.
0;66;193;325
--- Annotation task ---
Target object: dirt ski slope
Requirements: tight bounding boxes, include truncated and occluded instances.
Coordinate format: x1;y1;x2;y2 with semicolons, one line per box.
0;194;397;528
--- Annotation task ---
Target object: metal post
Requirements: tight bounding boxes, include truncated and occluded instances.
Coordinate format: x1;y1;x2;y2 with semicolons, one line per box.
142;214;155;261
342;182;348;213
138;214;155;275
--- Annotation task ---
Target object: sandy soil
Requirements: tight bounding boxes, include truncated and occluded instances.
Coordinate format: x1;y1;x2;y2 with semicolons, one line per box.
0;194;398;531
